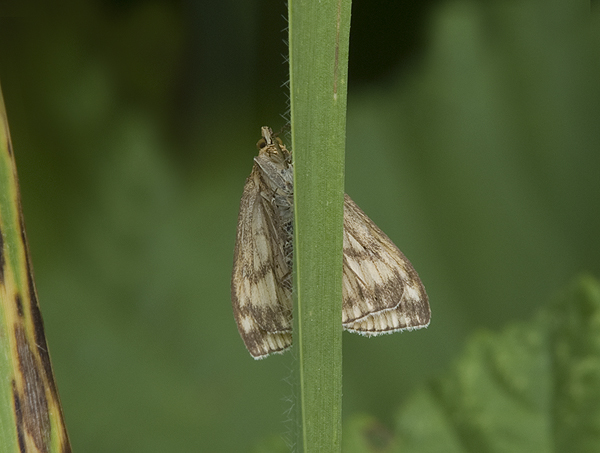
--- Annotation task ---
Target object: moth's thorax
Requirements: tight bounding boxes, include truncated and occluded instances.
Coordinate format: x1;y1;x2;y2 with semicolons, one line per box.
255;145;293;223
253;136;294;288
254;142;293;197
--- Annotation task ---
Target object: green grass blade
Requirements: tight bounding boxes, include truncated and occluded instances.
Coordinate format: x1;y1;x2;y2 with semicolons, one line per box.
0;86;71;452
288;0;352;450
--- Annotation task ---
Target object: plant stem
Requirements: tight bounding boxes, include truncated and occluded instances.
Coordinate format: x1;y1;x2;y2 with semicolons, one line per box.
288;0;352;450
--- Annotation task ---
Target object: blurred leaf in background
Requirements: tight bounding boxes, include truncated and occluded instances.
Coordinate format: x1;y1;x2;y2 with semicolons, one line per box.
0;0;598;451
343;276;600;453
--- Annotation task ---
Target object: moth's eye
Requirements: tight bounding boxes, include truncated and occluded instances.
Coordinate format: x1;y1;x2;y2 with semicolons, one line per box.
256;138;267;149
275;137;284;146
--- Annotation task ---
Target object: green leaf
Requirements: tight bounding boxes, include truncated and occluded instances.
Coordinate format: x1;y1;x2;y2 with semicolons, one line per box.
0;85;71;452
551;276;600;451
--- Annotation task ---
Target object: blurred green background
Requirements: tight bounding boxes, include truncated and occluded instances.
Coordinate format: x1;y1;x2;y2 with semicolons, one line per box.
1;0;599;451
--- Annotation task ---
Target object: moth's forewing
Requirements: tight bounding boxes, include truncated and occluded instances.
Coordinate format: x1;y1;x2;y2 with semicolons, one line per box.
231;130;293;359
341;195;430;335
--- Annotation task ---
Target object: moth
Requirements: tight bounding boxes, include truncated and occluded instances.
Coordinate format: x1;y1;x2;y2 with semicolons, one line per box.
232;127;430;359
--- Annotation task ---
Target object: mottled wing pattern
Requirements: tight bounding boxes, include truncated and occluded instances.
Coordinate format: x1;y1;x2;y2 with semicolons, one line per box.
233;127;430;359
231;165;293;359
342;194;430;335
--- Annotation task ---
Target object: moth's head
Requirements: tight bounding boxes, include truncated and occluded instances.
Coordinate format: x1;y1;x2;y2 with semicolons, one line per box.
256;126;290;164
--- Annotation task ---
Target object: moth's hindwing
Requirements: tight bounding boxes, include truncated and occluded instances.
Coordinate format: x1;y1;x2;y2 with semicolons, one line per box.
341;194;430;335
